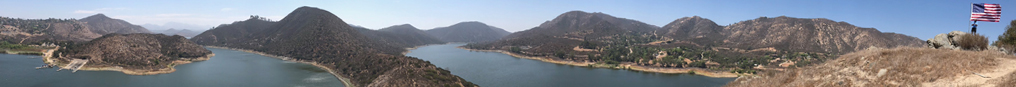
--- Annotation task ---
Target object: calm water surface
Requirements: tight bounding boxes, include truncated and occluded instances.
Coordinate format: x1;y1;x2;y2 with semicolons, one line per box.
406;43;736;87
0;48;344;87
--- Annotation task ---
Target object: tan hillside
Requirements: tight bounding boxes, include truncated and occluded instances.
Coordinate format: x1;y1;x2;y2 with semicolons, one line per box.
726;47;1016;87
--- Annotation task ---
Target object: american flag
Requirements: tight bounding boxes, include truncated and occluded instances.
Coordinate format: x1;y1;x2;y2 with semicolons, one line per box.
972;3;1001;22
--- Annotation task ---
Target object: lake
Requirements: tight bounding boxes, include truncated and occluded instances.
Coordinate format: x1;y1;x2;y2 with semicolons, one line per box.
1;44;735;87
406;43;736;87
0;48;345;87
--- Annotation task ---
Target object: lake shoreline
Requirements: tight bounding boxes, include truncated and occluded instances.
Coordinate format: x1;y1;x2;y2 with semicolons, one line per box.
41;47;216;75
203;46;356;87
456;46;741;78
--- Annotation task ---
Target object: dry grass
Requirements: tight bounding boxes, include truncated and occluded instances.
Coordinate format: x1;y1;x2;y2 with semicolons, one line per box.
959;34;989;50
726;47;1016;87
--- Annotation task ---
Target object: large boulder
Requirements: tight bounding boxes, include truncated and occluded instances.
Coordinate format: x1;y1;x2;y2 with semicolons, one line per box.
927;31;968;50
927;31;1007;53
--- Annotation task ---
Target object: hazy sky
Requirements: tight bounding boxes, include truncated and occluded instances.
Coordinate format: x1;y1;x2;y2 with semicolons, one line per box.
1;0;1013;41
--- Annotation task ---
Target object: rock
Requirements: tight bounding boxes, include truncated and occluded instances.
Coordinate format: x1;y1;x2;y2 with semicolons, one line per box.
926;31;1008;53
926;31;969;50
988;45;1009;54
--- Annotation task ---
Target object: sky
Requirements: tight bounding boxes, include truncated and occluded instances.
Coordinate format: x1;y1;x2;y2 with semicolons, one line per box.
1;0;1014;41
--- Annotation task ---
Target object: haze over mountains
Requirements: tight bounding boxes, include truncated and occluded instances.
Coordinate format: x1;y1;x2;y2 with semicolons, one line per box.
141;22;208;31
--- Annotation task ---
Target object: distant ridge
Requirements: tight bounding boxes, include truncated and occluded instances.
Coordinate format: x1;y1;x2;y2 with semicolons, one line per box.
465;11;925;77
80;13;151;34
0;14;152;44
357;24;446;48
425;21;511;42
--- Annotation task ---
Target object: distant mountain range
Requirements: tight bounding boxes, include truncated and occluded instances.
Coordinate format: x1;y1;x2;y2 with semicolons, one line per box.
425;21;511;43
355;24;445;48
0;14;151;44
191;6;475;87
152;28;200;37
141;22;208;31
660;16;925;54
464;11;924;75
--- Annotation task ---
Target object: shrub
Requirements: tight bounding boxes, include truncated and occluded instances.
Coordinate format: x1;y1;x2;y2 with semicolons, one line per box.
579;41;596;49
958;34;989;51
690;61;707;68
509;47;522;53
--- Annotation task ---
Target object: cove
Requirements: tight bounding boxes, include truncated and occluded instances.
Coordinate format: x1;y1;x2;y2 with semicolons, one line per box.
406;43;736;87
0;48;345;87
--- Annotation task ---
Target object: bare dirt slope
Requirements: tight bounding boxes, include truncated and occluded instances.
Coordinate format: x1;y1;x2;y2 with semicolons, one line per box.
727;47;1016;87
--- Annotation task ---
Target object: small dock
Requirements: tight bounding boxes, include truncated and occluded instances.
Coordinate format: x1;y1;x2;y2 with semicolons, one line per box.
59;59;88;72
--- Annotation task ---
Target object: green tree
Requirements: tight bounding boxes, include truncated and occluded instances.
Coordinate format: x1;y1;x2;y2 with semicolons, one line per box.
554;51;566;58
690;61;707;68
996;20;1016;53
580;41;596;49
509;47;522;53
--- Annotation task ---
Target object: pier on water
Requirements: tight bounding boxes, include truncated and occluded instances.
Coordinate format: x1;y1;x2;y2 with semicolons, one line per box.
59;59;88;72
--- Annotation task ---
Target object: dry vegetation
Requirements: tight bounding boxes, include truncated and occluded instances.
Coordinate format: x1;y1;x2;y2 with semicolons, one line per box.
959;34;989;50
727;47;1016;87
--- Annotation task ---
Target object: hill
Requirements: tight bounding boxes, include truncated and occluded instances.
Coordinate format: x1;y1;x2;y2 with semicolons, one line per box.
726;47;1016;86
155;28;201;37
80;14;151;34
425;21;511;42
51;33;212;75
190;6;475;87
190;16;277;47
718;16;925;53
464;11;925;77
0;14;151;44
356;24;446;48
465;11;660;53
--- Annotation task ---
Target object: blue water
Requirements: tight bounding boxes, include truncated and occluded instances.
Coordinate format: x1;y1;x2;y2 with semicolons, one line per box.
0;48;344;87
406;43;736;87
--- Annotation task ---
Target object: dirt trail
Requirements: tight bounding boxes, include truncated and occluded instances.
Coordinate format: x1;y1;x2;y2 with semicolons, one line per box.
726;47;1016;87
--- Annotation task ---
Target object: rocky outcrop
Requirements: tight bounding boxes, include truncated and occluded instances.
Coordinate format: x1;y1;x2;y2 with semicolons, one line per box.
926;31;1006;53
53;33;212;75
927;31;970;50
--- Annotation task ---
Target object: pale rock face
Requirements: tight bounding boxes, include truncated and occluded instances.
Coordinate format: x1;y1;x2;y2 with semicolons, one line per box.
926;31;1007;53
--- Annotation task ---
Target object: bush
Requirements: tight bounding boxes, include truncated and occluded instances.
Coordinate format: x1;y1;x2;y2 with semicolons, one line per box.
509;47;522;53
958;34;988;50
689;61;707;68
580;41;596;49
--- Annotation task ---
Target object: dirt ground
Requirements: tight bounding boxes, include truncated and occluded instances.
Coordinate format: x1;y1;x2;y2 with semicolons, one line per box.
726;47;1016;87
